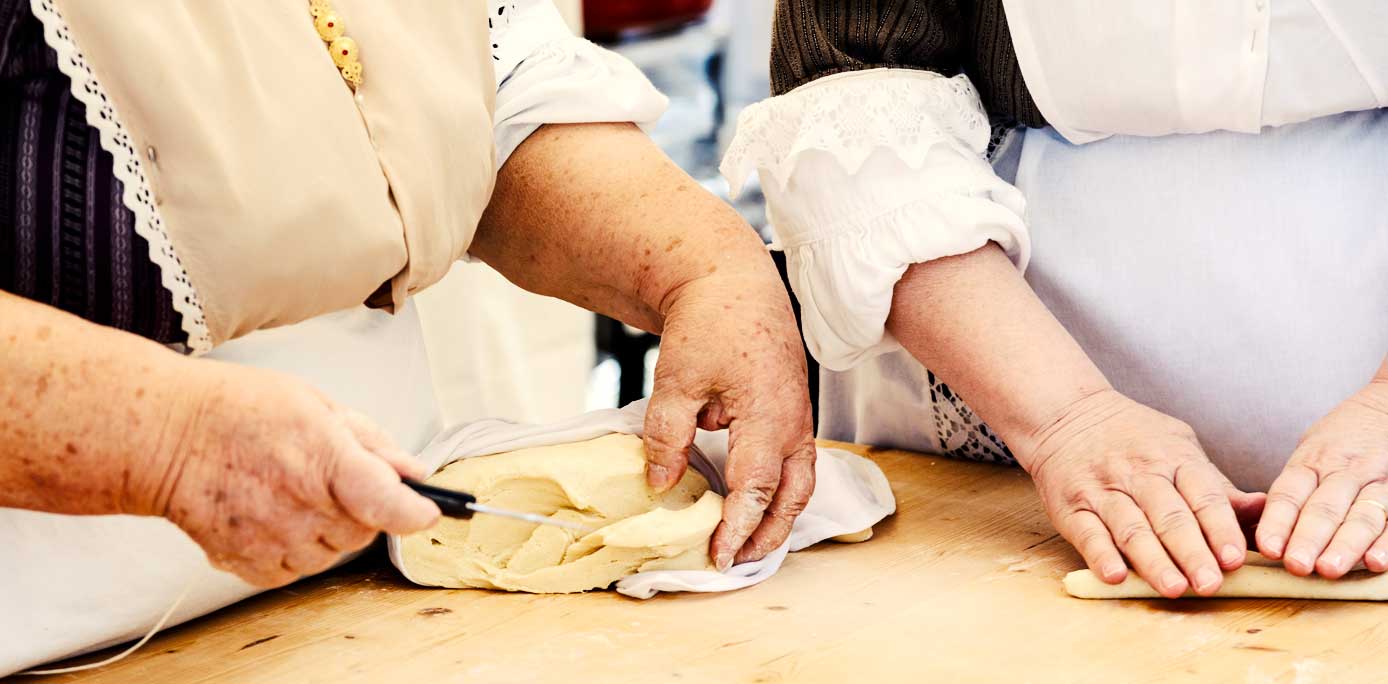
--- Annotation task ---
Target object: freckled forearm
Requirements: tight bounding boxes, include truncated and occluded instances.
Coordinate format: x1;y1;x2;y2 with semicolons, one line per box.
0;292;195;515
468;123;776;334
885;244;1112;466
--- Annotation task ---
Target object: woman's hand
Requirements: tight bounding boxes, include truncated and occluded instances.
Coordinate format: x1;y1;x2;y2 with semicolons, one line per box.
1257;374;1388;578
1027;390;1265;597
130;363;441;588
643;273;817;572
469;122;817;570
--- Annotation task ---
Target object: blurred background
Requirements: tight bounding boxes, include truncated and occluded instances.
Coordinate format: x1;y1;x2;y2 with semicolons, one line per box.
417;0;778;426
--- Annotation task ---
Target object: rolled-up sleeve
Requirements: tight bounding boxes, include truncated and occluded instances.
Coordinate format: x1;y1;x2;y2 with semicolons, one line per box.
722;0;1030;372
489;0;669;168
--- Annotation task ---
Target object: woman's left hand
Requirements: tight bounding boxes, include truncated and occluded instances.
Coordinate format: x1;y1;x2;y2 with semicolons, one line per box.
1257;376;1388;578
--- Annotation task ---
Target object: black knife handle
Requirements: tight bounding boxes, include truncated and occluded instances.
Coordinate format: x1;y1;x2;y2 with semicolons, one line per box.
403;479;478;519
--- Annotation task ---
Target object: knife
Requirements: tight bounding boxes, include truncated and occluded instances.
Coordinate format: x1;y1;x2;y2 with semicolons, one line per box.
403;479;586;532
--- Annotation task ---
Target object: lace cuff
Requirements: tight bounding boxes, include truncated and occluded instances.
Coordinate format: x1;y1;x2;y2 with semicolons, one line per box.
31;0;211;354
720;69;1029;371
721;69;992;195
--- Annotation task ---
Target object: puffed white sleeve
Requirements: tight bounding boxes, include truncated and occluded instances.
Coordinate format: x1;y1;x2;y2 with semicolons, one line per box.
489;0;669;168
721;69;1030;372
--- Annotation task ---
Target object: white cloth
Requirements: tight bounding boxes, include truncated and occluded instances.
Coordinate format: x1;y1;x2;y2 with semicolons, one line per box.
1;3;668;675
388;400;896;599
721;70;1029;370
1004;0;1388;144
823;109;1388;493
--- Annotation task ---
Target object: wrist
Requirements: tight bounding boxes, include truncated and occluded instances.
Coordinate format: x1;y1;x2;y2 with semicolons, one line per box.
1004;385;1119;472
649;221;778;325
119;356;222;517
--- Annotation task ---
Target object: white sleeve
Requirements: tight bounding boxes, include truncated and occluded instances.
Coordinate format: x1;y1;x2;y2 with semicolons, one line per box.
489;0;669;168
720;69;1031;372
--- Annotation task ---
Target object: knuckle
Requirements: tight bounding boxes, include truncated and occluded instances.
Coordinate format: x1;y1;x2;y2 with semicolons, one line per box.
738;483;777;510
1153;509;1195;536
1345;510;1385;532
1266;490;1305;509
1116;521;1155;548
1304;500;1345;521
1187;491;1229;515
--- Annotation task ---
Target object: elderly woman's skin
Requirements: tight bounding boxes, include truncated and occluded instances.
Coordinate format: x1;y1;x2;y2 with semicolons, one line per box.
1257;358;1388;578
0;292;438;587
0;122;815;585
885;244;1266;598
470;122;816;570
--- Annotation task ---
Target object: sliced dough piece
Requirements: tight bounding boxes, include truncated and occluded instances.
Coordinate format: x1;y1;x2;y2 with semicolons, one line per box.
1064;552;1388;600
399;433;721;594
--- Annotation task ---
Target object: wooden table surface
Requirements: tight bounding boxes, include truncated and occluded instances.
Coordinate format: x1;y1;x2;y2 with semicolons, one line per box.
18;443;1388;683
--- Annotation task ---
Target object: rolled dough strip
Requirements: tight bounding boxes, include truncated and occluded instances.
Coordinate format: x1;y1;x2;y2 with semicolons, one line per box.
1064;552;1388;600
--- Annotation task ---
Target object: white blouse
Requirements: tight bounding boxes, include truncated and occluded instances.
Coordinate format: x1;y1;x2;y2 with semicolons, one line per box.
490;0;668;167
722;0;1388;372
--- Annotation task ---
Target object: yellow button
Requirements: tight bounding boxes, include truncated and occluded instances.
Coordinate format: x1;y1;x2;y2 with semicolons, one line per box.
315;12;345;41
329;36;359;68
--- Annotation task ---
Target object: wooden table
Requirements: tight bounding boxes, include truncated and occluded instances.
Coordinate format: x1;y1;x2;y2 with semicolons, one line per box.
18;443;1388;683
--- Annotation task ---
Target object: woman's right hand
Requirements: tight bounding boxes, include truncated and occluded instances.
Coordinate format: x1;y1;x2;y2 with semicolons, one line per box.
128;362;440;588
1024;390;1265;597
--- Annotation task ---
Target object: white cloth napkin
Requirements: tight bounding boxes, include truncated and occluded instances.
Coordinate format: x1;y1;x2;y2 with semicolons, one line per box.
388;400;896;598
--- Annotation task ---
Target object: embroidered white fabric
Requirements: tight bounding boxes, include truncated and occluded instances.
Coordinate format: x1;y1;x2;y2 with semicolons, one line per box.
720;69;1030;371
388;400;897;599
29;0;213;354
721;69;990;193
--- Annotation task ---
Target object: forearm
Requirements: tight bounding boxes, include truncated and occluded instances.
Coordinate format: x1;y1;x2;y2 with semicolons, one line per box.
469;123;778;334
0;292;194;515
885;244;1111;466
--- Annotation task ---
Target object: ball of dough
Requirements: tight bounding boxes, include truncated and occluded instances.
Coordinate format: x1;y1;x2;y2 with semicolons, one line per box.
399;433;723;594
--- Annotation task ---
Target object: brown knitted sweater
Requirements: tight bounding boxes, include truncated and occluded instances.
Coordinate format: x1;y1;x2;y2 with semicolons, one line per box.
769;0;1046;129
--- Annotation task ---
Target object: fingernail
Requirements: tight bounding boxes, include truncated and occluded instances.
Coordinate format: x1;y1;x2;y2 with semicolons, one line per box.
1262;535;1284;556
1194;567;1220;593
647;464;671;489
1220;545;1245;566
1322;552;1344;574
1160;569;1186;594
1288;549;1313;571
1102;563;1126;581
1369;550;1387;568
714;553;732;572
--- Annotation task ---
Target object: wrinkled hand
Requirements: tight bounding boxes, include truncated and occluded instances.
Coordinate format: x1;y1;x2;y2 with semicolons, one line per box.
1257;379;1388;578
1027;390;1265;597
643;273;817;571
134;363;439;587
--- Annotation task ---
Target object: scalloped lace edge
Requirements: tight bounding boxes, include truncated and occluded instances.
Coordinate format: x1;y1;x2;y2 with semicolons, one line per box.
720;71;991;197
31;0;212;354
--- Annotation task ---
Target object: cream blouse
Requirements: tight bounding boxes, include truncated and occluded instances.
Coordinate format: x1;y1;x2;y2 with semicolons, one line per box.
36;0;666;354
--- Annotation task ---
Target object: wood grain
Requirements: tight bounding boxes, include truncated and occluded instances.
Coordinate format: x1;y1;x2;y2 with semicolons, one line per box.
15;443;1388;683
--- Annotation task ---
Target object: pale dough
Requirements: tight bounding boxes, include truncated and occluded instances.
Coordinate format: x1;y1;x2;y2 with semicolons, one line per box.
398;433;722;594
1064;552;1388;600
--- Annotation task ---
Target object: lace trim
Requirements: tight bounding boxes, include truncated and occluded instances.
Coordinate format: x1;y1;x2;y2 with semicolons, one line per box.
721;70;991;196
29;0;212;354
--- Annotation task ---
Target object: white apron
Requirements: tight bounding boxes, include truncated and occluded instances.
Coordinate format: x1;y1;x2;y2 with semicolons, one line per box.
0;304;442;675
819;0;1388;493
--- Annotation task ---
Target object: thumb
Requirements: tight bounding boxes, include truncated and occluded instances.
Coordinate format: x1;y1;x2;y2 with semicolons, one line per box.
330;442;440;534
643;388;703;492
